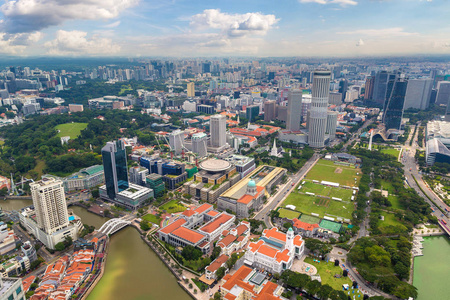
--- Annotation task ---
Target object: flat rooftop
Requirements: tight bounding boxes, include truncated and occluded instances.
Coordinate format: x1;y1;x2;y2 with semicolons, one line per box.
199;159;232;172
220;165;285;200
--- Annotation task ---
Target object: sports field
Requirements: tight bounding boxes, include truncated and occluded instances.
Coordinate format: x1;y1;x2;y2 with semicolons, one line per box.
282;192;353;220
55;122;88;139
301;181;354;201
305;159;361;187
278;208;301;219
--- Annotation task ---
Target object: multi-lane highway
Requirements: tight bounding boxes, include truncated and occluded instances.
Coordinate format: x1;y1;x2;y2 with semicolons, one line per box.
254;152;321;227
402;123;450;235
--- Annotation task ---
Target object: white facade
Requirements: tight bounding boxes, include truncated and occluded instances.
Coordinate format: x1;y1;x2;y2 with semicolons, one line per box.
287;89;302;131
210;114;227;148
326;111;338;141
404;79;433;110
244;227;304;274
168;129;185;155
309;70;331;148
0;277;25;300
31;178;69;234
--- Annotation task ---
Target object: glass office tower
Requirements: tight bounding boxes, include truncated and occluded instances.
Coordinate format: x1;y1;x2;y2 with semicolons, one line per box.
383;79;408;130
102;140;129;200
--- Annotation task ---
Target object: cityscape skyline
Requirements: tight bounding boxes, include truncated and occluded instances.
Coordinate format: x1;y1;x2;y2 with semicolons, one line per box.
0;0;449;57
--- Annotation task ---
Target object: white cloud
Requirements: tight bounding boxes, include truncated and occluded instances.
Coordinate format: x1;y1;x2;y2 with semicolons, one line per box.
299;0;358;6
356;38;364;46
102;21;121;28
45;30;120;56
0;0;139;33
338;27;418;37
190;9;278;38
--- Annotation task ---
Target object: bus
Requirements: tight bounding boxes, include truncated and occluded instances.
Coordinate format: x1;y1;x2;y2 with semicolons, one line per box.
441;219;447;225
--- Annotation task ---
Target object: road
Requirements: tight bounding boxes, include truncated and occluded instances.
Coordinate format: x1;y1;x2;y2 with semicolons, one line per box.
401;122;450;233
254;152;321;227
342;118;374;151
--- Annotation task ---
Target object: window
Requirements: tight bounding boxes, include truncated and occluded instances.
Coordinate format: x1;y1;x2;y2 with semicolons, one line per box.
16;286;22;294
8;295;13;300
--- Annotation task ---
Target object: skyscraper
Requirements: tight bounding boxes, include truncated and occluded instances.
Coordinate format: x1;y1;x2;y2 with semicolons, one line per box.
373;71;392;105
286;89;302;131
404;79;433;110
326;111;338;141
30;177;69;234
364;76;375;101
383;79;408;130
264;100;277;122
338;79;348;102
187;82;195;97
102;140;129;200
309;70;331;148
436;81;450;105
168;129;185;155
210;114;227;148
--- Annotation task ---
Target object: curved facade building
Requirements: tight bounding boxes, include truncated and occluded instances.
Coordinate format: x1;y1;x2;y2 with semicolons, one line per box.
309;70;331;148
326;111;338;141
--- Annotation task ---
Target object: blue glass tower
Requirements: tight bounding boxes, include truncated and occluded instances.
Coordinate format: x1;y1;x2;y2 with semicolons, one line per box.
383;79;408;130
102;140;129;200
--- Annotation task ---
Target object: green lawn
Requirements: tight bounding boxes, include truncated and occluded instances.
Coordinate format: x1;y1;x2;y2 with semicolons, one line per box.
278;208;301;220
143;213;161;224
301;181;354;201
282;192;354;220
379;212;407;234
387;195;404;210
55;122;88;139
377;180;395;194
304;257;352;291
380;148;400;158
301;181;331;196
305;159;361;187
159;200;186;213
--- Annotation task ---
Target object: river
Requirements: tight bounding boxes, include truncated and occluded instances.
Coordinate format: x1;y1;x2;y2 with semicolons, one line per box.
70;206;191;300
1;200;190;300
413;235;450;300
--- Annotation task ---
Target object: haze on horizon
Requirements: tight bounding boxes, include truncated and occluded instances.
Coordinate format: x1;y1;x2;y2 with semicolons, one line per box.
0;0;449;57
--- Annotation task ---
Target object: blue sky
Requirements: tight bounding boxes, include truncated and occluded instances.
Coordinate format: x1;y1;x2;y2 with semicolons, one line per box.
0;0;449;56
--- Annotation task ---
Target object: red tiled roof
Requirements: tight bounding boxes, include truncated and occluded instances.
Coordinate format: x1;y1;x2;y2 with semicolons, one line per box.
237;186;264;204
159;219;186;234
199;213;233;233
292;218;319;231
206;210;220;217
257;244;278;258
206;254;229;273
182;209;196;217
22;275;36;293
275;249;290;262
172;227;205;244
293;235;303;247
263;227;286;242
194;203;213;215
222;266;254;293
248;240;264;253
235;224;249;236
218;234;237;248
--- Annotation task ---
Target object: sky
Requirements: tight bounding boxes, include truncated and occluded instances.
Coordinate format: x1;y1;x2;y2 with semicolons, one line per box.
0;0;449;57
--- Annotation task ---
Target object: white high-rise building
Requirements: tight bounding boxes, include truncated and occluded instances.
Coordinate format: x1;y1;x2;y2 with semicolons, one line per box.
404;79;433;110
309;70;331;148
326;111;338;141
287;89;302;131
168;129;185;155
30;177;69;234
210;114;227;148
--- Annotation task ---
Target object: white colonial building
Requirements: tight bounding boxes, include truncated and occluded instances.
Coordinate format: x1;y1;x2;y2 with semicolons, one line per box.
244;227;304;274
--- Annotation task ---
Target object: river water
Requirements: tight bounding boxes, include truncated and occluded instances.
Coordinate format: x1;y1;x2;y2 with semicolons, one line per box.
413;235;450;300
1;200;190;300
70;206;191;300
